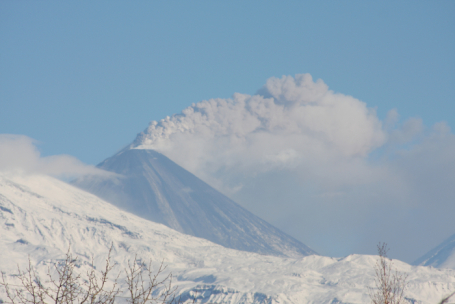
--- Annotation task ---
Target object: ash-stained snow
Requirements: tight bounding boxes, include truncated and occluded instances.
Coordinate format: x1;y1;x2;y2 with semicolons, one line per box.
1;173;455;304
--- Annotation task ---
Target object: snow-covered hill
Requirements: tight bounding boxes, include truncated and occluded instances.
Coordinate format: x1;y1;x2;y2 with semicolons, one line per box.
414;233;455;269
1;173;455;304
72;149;315;258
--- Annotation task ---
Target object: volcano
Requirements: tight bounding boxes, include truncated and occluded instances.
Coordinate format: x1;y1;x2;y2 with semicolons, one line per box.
72;148;316;257
413;233;455;269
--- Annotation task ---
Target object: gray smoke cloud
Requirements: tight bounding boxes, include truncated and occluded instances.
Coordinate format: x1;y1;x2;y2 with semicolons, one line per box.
132;74;455;262
0;134;110;179
134;74;386;192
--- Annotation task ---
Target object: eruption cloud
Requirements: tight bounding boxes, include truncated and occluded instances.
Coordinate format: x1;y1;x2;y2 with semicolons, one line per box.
133;74;386;191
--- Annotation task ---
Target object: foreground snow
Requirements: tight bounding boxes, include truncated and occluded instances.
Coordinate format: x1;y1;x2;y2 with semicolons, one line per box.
1;173;455;304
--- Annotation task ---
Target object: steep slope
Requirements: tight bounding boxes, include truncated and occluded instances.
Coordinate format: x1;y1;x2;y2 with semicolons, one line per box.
72;148;315;258
1;173;455;304
414;233;455;269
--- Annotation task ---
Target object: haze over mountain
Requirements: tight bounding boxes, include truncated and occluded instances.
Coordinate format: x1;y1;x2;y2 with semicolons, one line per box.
414;233;455;269
1;173;454;304
72;148;315;257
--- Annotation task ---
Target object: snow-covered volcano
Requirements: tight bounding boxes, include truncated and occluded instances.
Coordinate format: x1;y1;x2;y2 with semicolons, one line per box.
414;233;455;269
72;148;315;258
1;173;455;304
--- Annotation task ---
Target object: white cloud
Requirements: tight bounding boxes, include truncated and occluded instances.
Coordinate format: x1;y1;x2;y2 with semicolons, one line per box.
131;74;455;262
0;134;110;179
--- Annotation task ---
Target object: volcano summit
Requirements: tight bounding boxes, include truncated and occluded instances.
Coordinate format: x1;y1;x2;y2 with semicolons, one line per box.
72;148;316;257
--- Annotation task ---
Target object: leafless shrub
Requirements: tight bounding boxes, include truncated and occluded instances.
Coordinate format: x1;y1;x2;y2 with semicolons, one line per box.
369;243;408;304
1;246;119;304
124;256;179;304
1;247;185;304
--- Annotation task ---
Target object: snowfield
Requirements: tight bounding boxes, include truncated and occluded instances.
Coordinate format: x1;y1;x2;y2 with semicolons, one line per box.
1;173;455;304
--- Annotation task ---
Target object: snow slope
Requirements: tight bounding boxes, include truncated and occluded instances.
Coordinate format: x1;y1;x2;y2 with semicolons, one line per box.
2;173;455;303
414;233;455;269
0;175;455;304
72;149;315;258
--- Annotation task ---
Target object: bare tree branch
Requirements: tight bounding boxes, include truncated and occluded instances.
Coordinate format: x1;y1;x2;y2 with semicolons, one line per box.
124;256;179;304
1;246;119;304
438;290;455;304
1;246;188;304
369;243;408;304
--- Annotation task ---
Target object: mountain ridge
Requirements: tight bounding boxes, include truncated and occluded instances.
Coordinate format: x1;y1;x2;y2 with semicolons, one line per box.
1;173;454;304
72;148;315;257
413;233;455;269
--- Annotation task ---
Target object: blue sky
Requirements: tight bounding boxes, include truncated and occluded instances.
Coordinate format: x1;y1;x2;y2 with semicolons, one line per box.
1;1;454;164
1;1;454;262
